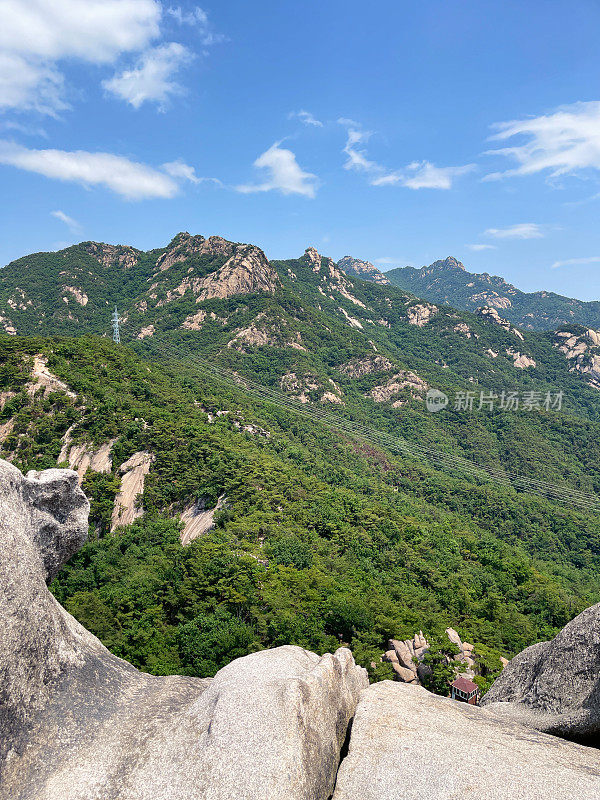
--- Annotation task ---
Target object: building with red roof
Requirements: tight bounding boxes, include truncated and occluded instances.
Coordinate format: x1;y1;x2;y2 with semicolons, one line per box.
450;677;480;705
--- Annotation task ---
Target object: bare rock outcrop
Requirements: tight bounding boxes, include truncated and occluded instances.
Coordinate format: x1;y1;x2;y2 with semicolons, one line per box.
81;242;141;270
196;244;280;301
384;628;477;683
57;428;115;483
554;328;600;389
111;451;155;531
331;681;600;799
338;355;395;378
476;306;525;340
180;494;226;545
406;302;437;326
367;371;428;406
155;232;234;272
481;602;600;743
0;458;368;800
337;256;390;285
28;355;76;399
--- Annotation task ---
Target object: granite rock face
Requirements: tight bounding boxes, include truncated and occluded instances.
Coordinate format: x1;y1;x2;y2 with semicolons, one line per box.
481;603;600;743
0;458;368;800
331;681;600;799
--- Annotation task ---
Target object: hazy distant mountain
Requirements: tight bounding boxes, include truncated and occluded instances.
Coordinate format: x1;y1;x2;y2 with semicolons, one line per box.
382;256;600;331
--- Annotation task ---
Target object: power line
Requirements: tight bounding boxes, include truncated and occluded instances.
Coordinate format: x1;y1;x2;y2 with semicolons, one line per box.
143;340;600;512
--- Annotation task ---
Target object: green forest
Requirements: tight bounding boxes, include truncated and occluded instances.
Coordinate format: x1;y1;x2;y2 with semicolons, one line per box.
1;235;600;697
2;333;599;695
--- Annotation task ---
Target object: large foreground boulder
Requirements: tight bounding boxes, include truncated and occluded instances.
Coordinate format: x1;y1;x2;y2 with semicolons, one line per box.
332;681;600;799
0;459;368;800
481;603;600;743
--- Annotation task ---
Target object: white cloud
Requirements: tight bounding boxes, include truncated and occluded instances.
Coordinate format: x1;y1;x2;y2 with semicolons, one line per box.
374;257;401;265
289;110;323;127
484;223;544;240
103;42;191;109
166;6;226;46
338;119;472;189
551;256;600;269
373;161;475;190
162;159;222;186
339;123;379;173
236;142;318;198
466;244;497;251
0;0;161;113
0;52;65;115
0;140;178;199
51;209;81;232
485;101;600;181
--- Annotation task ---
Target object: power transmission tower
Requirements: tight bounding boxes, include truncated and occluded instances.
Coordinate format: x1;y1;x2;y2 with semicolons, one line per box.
111;306;121;344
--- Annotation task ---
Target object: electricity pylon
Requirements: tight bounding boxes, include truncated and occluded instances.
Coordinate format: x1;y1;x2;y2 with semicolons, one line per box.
111;306;121;344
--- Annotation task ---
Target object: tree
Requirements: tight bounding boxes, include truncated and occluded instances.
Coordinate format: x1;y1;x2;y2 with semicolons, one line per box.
420;635;462;696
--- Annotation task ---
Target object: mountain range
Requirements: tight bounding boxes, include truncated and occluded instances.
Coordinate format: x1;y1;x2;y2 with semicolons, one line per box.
343;255;600;332
2;231;600;687
3;233;600;407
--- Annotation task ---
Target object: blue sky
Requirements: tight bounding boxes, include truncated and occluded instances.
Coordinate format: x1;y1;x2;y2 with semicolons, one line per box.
2;1;600;298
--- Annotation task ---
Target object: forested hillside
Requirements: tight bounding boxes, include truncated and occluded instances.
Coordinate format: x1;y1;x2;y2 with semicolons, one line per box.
2;232;600;691
0;333;599;692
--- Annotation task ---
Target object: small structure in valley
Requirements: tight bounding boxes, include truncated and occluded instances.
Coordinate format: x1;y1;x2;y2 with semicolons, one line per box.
450;677;479;705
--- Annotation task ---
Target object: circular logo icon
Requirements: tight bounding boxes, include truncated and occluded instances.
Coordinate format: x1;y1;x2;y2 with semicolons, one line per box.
426;388;448;413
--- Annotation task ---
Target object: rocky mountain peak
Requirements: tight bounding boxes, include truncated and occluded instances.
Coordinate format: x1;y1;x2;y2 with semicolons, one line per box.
80;241;141;270
195;243;280;300
155;232;235;273
337;256;390;285
304;247;322;268
430;256;466;271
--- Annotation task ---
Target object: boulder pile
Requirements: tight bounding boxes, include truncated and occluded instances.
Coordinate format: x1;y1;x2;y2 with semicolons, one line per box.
383;627;479;683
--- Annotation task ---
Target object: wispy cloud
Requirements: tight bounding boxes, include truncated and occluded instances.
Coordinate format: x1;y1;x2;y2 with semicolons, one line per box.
0;120;48;138
166;6;226;46
162;159;222;186
103;42;192;109
485;101;600;181
466;243;497;251
339;121;379;172
51;209;81;233
338;118;473;189
484;223;545;240
288;110;323;127
551;256;600;269
0;140;179;199
373;161;475;190
0;0;161;114
236;142;318;198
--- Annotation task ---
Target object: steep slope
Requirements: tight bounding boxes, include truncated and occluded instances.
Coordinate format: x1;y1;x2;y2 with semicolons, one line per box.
383;256;600;331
